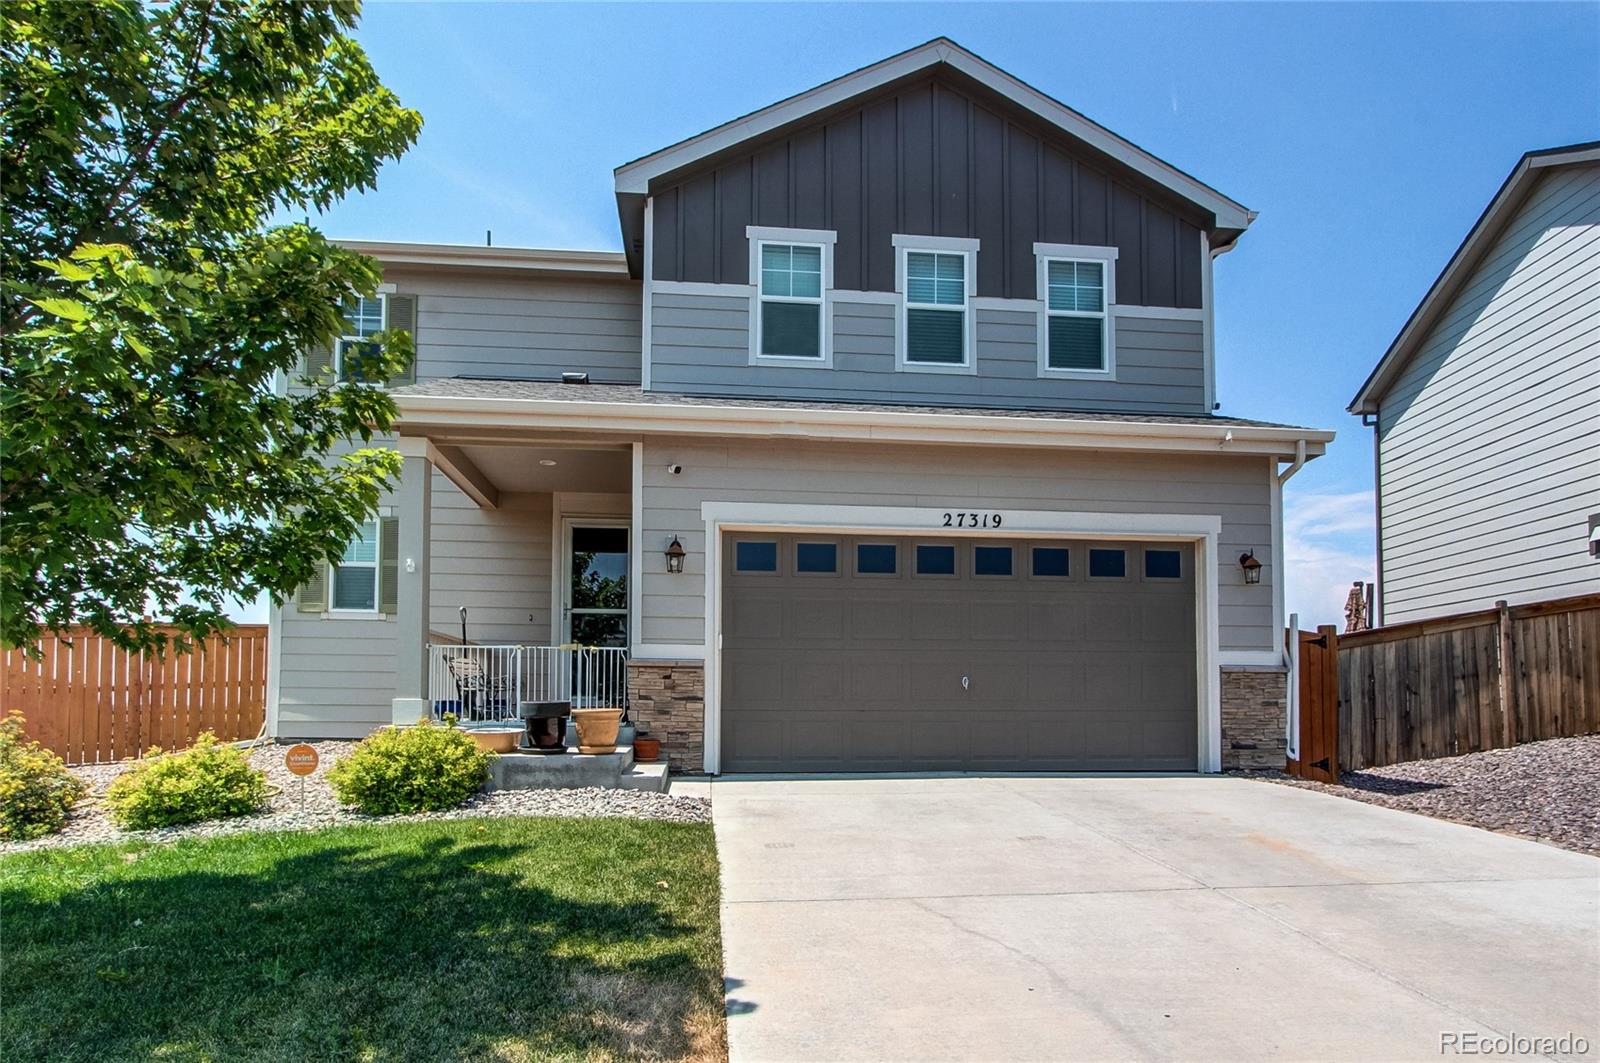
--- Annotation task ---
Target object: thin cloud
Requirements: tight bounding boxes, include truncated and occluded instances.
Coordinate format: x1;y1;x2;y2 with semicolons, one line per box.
1284;488;1375;629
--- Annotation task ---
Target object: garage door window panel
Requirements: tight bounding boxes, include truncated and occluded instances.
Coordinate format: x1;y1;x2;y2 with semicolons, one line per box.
915;544;957;577
973;545;1015;578
734;540;780;574
1031;546;1071;578
855;542;898;576
1143;549;1183;581
1088;547;1128;580
795;541;839;576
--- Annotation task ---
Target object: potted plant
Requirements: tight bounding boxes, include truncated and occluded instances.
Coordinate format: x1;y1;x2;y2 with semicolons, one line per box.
570;706;624;754
634;730;661;763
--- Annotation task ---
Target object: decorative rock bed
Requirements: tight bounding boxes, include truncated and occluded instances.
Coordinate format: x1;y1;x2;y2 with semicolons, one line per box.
1246;734;1600;855
1;740;712;854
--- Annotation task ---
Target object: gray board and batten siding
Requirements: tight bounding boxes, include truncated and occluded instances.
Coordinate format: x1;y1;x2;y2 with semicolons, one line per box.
650;290;1206;414
649;74;1206;308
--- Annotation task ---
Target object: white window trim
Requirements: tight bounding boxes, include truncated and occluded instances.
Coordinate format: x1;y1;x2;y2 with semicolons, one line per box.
327;514;385;617
746;226;836;369
334;291;389;384
893;234;978;375
1034;242;1118;380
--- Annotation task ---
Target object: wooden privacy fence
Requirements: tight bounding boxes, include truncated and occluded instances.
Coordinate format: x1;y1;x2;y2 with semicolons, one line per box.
1;626;268;766
1337;593;1600;771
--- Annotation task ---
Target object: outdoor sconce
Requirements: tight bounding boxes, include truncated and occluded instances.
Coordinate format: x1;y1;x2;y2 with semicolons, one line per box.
1239;550;1263;585
665;535;686;574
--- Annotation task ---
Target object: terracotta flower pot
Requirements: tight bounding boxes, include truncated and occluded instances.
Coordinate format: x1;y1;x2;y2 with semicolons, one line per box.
464;726;523;754
634;736;661;763
571;708;623;754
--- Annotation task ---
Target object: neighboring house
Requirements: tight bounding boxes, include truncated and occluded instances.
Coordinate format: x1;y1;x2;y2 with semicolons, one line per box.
1349;142;1600;626
268;39;1334;773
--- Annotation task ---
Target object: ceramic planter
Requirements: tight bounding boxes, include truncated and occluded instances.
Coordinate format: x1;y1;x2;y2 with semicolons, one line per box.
634;735;661;762
464;726;523;754
571;707;624;754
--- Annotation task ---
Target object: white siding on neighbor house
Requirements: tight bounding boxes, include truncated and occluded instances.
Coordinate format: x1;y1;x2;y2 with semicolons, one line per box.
384;267;642;385
649;290;1206;414
275;465;552;739
636;437;1277;653
1377;163;1600;623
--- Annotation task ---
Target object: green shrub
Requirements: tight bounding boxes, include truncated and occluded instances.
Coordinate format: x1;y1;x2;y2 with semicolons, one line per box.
326;717;491;815
104;732;269;830
0;713;85;840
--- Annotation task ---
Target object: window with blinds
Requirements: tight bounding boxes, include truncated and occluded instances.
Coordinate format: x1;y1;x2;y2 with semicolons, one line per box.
1044;259;1108;371
758;243;823;359
337;295;387;383
904;251;967;365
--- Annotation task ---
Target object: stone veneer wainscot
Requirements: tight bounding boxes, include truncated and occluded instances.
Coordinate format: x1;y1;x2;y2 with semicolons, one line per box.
1221;667;1289;771
627;660;705;773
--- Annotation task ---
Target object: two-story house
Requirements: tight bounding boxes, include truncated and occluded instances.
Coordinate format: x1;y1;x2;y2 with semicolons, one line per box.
268;39;1334;774
1349;142;1599;626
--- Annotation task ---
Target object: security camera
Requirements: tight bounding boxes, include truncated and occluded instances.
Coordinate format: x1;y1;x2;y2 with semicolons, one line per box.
667;464;683;475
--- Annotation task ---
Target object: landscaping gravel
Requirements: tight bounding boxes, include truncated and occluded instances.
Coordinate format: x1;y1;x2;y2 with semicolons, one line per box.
2;740;712;854
1248;734;1600;855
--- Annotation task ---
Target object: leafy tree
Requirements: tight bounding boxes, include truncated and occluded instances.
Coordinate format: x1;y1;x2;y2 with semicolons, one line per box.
1;0;422;652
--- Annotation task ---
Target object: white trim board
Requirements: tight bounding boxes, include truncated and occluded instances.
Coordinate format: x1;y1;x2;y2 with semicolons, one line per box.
696;501;1226;775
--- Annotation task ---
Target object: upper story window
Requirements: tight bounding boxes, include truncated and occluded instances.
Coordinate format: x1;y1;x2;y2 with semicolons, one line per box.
337;295;386;383
893;235;978;374
746;226;836;368
759;243;823;358
1034;243;1118;378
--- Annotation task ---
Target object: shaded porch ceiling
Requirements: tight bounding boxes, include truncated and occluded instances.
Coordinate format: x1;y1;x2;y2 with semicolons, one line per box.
424;441;631;507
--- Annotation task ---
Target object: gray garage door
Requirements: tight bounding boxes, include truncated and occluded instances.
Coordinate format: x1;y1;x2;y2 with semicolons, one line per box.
721;533;1197;772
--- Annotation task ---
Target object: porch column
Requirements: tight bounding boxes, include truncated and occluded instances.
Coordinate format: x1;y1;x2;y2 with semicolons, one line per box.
391;441;433;724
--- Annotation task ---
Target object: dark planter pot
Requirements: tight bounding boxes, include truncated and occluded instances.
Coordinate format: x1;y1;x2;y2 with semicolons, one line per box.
634;736;661;763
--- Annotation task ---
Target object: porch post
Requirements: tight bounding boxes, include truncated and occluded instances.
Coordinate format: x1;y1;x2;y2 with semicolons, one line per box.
391;441;433;724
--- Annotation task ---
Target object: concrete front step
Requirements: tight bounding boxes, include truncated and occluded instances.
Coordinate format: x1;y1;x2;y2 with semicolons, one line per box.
618;762;671;793
487;742;639;791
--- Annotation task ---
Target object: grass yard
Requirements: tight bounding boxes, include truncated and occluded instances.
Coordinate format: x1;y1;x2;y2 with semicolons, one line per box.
0;818;725;1062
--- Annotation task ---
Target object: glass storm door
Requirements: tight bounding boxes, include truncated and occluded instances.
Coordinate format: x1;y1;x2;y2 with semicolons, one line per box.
566;524;629;647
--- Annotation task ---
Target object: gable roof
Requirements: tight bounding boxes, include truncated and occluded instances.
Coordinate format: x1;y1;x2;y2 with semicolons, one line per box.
612;38;1254;274
1348;141;1600;414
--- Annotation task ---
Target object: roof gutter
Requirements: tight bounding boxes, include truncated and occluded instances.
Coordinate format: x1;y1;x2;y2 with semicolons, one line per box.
394;393;1334;459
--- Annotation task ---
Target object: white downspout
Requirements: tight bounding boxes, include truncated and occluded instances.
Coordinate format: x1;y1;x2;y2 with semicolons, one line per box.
1277;438;1308;486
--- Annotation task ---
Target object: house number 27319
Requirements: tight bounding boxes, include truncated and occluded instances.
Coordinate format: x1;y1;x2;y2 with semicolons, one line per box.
943;512;1003;528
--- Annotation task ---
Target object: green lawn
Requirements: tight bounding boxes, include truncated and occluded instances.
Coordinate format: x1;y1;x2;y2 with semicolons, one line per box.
0;818;726;1062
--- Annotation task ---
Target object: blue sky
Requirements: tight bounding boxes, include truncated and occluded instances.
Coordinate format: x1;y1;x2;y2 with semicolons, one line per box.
252;1;1599;627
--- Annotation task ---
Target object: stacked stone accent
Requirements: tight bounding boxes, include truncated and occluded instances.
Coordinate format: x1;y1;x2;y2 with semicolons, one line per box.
628;660;706;773
1221;667;1289;770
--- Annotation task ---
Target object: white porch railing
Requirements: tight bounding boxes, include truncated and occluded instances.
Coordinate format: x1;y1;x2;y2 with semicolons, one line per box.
426;644;629;722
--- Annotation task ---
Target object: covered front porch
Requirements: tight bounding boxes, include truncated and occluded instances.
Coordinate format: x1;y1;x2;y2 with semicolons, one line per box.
383;424;663;784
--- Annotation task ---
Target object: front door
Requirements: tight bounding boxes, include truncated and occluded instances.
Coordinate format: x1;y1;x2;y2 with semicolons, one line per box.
565;523;629;647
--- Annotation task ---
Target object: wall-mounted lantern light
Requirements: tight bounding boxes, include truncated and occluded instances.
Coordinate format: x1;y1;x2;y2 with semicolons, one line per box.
1239;550;1262;585
665;535;686;574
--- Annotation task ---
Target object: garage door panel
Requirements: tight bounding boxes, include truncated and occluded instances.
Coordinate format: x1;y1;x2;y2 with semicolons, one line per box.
787;597;847;641
722;533;1198;772
968;601;1025;641
1026;602;1083;642
727;596;784;640
850;599;907;640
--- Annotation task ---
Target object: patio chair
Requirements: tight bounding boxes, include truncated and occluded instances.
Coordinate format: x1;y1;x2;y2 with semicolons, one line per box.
445;652;514;721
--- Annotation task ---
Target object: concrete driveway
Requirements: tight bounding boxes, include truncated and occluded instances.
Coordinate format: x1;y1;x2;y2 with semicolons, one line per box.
709;775;1599;1062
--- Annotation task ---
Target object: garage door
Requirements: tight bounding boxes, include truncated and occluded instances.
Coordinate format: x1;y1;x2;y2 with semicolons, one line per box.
721;533;1196;772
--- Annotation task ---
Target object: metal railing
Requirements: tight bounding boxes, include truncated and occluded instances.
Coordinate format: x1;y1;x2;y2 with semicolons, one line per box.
426;644;629;722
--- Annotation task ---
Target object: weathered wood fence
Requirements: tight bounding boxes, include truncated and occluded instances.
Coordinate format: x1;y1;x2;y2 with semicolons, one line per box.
0;626;268;765
1338;593;1600;771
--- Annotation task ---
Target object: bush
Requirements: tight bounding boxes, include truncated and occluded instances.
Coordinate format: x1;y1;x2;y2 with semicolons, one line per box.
104;732;269;830
0;713;85;841
327;717;491;815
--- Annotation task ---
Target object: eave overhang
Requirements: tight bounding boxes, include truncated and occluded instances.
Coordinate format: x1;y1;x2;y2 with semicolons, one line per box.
394;393;1333;460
